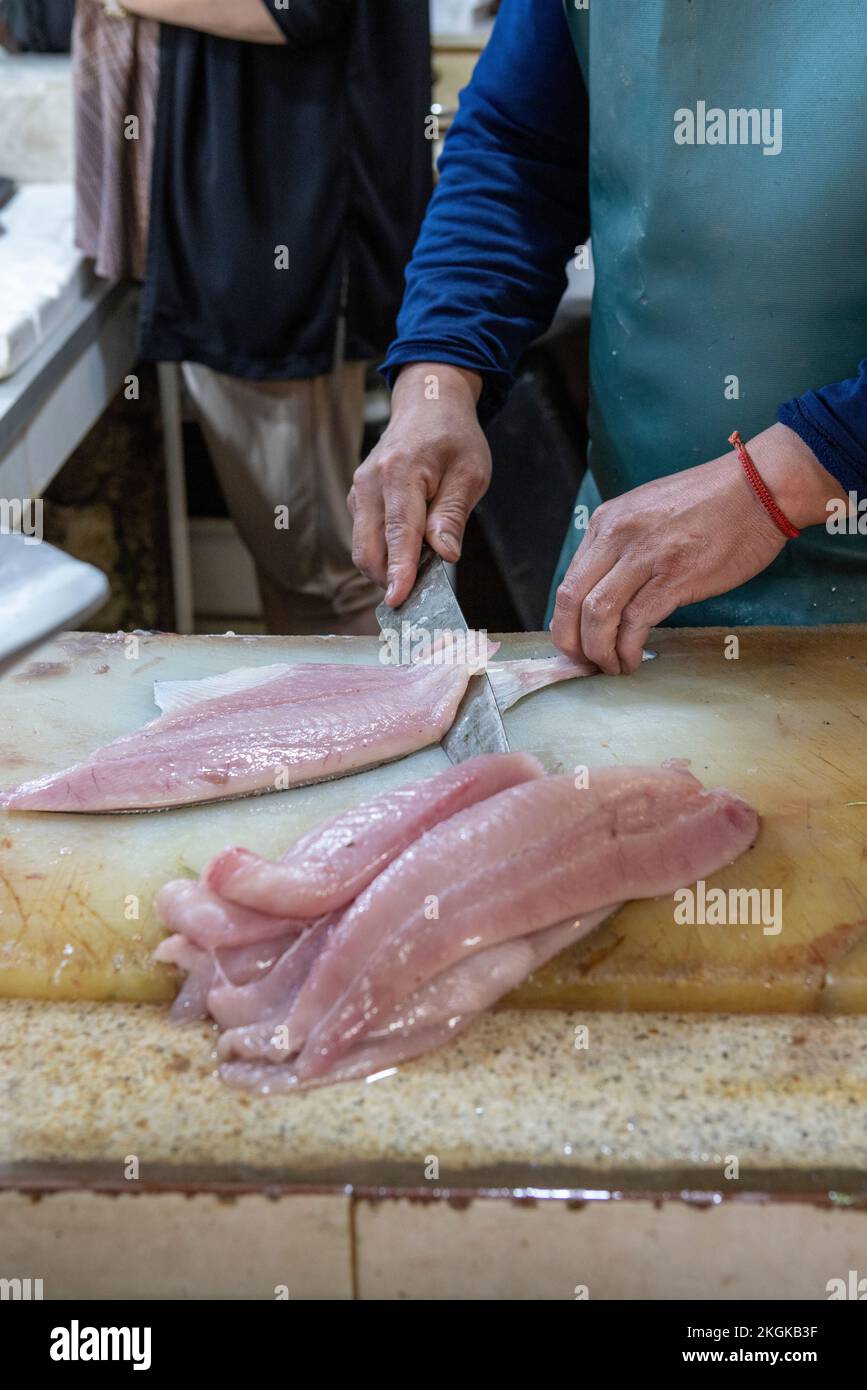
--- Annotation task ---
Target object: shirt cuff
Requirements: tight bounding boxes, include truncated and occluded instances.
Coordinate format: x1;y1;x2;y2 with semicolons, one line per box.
380;343;514;427
777;395;866;499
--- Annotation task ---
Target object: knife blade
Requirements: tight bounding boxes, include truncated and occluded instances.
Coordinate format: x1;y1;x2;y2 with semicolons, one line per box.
375;544;510;761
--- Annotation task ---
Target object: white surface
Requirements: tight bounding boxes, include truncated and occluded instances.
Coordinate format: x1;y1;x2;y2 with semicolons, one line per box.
190;517;260;619
0;184;91;380
0;530;108;676
0;282;139;503
0;52;74;182
430;0;492;37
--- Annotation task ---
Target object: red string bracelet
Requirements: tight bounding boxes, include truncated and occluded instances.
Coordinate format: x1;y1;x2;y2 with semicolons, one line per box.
729;430;800;540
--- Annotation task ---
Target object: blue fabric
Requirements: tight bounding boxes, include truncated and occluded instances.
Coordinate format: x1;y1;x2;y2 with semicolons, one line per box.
386;0;867;495
380;0;589;424
385;0;867;625
779;362;867;499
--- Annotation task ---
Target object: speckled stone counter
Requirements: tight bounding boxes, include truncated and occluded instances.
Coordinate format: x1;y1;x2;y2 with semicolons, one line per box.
1;1000;865;1194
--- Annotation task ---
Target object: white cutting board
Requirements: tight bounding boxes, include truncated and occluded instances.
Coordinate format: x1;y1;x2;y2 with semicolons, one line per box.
1;626;866;1012
0;632;457;999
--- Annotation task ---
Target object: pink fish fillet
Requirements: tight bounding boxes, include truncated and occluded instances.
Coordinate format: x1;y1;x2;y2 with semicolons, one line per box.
206;919;335;1031
212;936;302;988
294;767;759;1079
153;934;217;1022
205;750;544;918
154;926;308;1014
153;879;308;950
219;907;619;1092
0;662;471;813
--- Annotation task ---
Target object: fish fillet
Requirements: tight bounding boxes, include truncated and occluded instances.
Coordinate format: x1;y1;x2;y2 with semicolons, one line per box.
205;750;544;918
152;933;218;1022
196;763;758;1087
219;909;620;1092
153;879;308;950
0;649;607;814
293;767;759;1079
206;920;335;1031
157;752;542;1051
219;908;620;1091
0;662;471;812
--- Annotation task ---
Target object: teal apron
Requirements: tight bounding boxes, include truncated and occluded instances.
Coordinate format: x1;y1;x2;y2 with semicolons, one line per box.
549;0;867;626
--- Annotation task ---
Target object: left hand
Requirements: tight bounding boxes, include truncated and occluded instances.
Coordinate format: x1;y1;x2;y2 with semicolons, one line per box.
550;423;845;674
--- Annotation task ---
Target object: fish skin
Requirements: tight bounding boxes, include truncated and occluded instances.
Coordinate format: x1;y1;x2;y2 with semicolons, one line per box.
0;662;471;813
486;651;655;712
294;768;759;1079
205;751;544;919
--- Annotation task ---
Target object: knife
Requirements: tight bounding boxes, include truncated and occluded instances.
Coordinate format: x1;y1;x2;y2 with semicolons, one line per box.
375;543;510;761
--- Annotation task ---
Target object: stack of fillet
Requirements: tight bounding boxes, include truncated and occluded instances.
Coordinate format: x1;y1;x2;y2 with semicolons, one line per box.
154;752;758;1092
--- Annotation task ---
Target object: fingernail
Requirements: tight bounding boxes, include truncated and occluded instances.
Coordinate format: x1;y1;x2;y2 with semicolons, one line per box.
437;530;461;558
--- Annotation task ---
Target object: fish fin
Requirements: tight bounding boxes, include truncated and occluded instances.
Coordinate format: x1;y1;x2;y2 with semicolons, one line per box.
487;656;595;711
153;664;294;715
489;649;657;712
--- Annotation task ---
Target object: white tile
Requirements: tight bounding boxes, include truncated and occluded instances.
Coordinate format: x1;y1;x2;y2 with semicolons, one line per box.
0;1191;352;1300
356;1197;867;1300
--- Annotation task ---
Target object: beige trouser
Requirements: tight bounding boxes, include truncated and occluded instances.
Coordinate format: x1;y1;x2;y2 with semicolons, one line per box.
181;360;381;636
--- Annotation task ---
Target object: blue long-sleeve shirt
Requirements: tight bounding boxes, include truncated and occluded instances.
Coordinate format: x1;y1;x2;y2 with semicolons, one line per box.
382;0;867;498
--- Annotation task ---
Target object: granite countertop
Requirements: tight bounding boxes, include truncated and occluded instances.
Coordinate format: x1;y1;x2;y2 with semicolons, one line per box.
1;999;865;1196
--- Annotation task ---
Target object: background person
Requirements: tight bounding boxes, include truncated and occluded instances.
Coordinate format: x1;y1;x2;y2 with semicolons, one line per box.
76;0;432;634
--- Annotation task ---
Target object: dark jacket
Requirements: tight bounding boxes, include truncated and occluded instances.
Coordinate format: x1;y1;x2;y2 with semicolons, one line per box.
2;0;73;51
139;0;432;379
